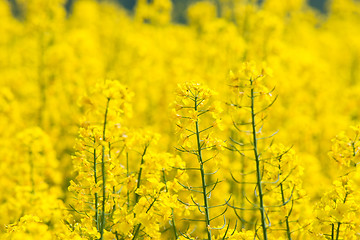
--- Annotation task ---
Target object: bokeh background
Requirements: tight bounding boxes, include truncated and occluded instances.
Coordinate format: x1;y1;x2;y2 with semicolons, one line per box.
1;0;360;239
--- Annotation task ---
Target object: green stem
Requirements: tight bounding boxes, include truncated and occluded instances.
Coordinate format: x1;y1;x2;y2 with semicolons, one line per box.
163;170;179;239
280;183;292;240
240;143;246;229
93;141;99;230
135;145;148;204
334;192;348;240
171;209;179;240
132;224;141;240
127;152;130;211
250;84;268;240
278;155;292;240
132;145;149;240
132;197;158;240
109;142;116;218
335;222;341;240
195;96;212;240
100;98;110;240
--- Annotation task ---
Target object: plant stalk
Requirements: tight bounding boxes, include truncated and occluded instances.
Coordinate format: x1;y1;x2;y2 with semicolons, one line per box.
250;84;268;240
163;170;179;239
195;96;212;240
93;142;99;230
280;182;292;240
100;98;110;240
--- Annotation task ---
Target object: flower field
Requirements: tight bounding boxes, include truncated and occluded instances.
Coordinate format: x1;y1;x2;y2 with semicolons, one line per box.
1;0;360;239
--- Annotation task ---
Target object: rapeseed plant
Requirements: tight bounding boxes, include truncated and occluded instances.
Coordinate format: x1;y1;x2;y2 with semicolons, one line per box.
1;0;360;239
173;82;229;239
70;80;187;239
310;125;360;239
69;80;133;239
227;62;274;239
0;128;67;238
227;62;307;239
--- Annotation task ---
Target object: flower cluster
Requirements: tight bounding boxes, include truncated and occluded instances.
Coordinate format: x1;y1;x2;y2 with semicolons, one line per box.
173;82;229;239
1;0;360;239
329;125;360;168
227;62;310;239
69;80;187;239
174;82;223;150
311;173;360;239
